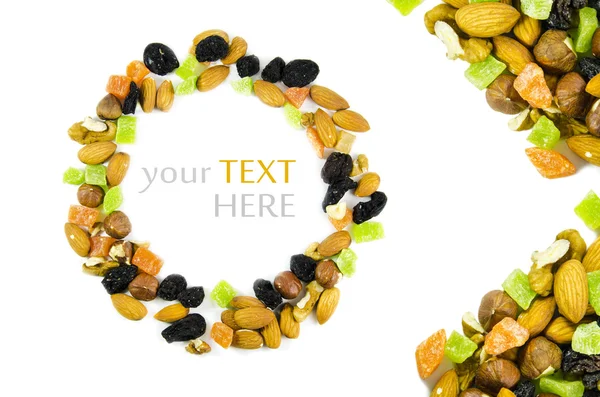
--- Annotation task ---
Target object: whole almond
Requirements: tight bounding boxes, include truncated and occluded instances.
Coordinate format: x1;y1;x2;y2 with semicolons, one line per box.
430;369;459;397
64;223;90;257
583;236;600;272
232;329;263;349
156;80;174;112
261;317;281;349
517;296;556;337
554;259;588;323
197;65;230;92
493;36;535;75
154;303;190;323
310;85;350;111
315;108;338;148
355;172;381;197
254;80;286;107
513;14;542;47
230;296;266;309
106;152;130;187
111;293;147;321
587;74;600;97
443;0;468;8
78;141;117;165
221;36;248;65
544;316;580;344
317;287;340;325
279;303;300;339
221;309;241;331
139;77;156;113
234;307;275;329
456;3;521;38
497;389;516;397
317;230;352;257
567;135;600;166
193;29;229;46
332;110;370;132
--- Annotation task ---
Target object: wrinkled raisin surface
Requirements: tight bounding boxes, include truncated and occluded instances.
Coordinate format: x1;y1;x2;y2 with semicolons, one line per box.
353;191;388;224
236;55;260;78
584;372;600;390
161;313;206;343
143;43;179;76
563;349;600;375
261;57;285;83
584;390;600;397
580;58;600;80
321;152;353;184
122;82;138;115
195;36;229;62
282;59;319;88
290;254;317;282
322;177;358;211
101;265;138;294
253;279;282;309
178;286;205;308
157;274;187;301
512;380;535;397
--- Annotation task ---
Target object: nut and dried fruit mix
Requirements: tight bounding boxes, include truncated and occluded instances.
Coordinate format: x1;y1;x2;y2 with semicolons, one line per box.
63;30;388;354
417;229;600;397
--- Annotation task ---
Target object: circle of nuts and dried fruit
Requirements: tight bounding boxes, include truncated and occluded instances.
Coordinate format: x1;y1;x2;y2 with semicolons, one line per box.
63;30;387;354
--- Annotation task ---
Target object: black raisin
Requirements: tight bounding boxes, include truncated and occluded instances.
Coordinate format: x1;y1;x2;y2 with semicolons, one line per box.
253;279;282;309
177;286;205;308
589;0;600;12
574;0;589;8
161;313;206;343
236;55;260;78
353;191;388;225
290;254;317;282
322;177;358;211
584;372;600;390
321;152;353;184
545;0;575;30
282;59;320;88
122;82;138;115
512;380;535;397
157;274;187;301
261;57;285;83
143;43;179;76
195;36;229;62
101;265;138;294
585;390;600;397
563;348;600;375
581;58;600;80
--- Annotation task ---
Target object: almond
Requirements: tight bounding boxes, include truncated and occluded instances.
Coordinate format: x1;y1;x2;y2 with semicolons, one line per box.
317;230;352;257
513;14;542;47
554;259;588;323
544;316;581;344
587;74;600;97
193;29;229;46
310;85;350;111
221;36;247;65
567;135;600;166
197;65;230;92
156;80;174;112
139;77;156;113
497;388;516;397
279;303;300;339
154;303;190;323
229;296;266;309
261;317;281;349
456;3;521;38
317;287;340;325
355;172;381;197
583;236;600;272
332;110;370;132
111;293;147;321
233;307;275;329
517;296;556;337
315;108;338;148
78;141;117;165
221;309;241;331
232;329;263;349
443;0;468;8
492;36;535;75
64;223;90;257
253;80;286;107
106;152;130;187
429;369;459;397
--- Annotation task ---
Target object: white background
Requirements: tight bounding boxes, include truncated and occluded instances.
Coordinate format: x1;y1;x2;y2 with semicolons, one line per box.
2;0;600;396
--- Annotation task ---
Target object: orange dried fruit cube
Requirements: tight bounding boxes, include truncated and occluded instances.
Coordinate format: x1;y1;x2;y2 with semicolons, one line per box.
68;205;100;229
329;208;353;231
415;329;446;379
89;236;116;257
284;87;310;108
131;247;163;276
211;322;234;349
484;317;530;355
525;147;576;179
514;63;552;109
126;60;150;86
306;127;325;159
106;75;133;101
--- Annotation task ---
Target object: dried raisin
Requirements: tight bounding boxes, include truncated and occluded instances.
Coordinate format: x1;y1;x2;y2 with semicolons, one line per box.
178;286;205;308
290;254;317;282
545;0;577;30
282;59;320;88
580;57;600;80
195;36;229;62
101;265;138;294
122;82;138;115
321;152;353;184
583;372;600;390
253;279;282;309
157;274;187;301
143;43;179;76
353;191;388;224
161;313;206;343
322;177;358;212
261;57;285;83
562;348;600;374
584;390;600;397
512;380;535;397
236;55;260;78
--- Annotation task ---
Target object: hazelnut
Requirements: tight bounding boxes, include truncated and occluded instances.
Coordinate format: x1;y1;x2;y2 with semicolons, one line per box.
486;75;528;115
273;271;302;299
104;211;132;239
459;389;491;397
77;184;105;208
587;99;600;137
478;290;518;332
475;358;521;395
593;28;600;57
128;273;159;301
534;30;577;74
556;72;592;119
315;260;341;289
518;336;562;379
109;240;133;264
96;93;123;120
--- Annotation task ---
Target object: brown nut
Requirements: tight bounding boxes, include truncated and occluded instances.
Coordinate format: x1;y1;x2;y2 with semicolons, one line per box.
528;265;554;297
517;296;556;337
587;99;600;137
593;28;600;57
77;184;105;208
556;229;587;263
315;260;341;289
424;4;458;35
273;271;302;299
109;240;133;264
486;75;528;115
493;36;535;75
221;309;241;331
556;72;592;119
96;93;122;120
513;14;542;48
534;30;577;74
460;38;493;64
478;290;518;332
460;389;491;397
518;336;562;379
128;273;159;301
104;211;132;239
475;358;521;395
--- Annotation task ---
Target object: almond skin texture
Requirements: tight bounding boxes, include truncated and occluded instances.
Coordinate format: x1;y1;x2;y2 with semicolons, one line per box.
64;223;90;257
197;65;230;92
317;231;351;257
355;172;381;197
139;77;156;113
310;85;349;111
279;303;300;339
221;309;241;331
443;0;468;8
261;317;281;349
111;294;147;321
254;80;286;107
493;36;535;75
233;307;275;330
229;296;266;309
554;259;588;323
332;110;370;132
456;3;521;38
544;316;579;344
583;236;600;272
587;74;600;97
513;14;542;47
317;287;340;325
154;303;190;323
429;369;459;397
156;80;174;112
232;330;263;349
567;135;600;166
314;108;338;148
106;152;130;187
517;296;556;337
221;36;247;65
78;141;117;165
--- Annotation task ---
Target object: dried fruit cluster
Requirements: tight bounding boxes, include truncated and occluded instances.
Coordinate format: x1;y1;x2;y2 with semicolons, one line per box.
63;29;388;354
416;228;600;397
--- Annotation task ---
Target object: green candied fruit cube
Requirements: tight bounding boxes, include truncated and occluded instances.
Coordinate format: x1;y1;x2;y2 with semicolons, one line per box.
231;77;254;96
540;374;585;397
335;248;357;277
85;165;107;186
576;8;598;53
589;271;600;314
572;321;600;355
284;102;303;129
175;76;198;96
527;116;561;149
465;56;506;90
103;186;123;214
445;331;478;364
116;116;136;144
387;0;423;16
63;167;84;185
210;280;236;308
502;269;537;309
352;222;385;243
175;55;206;80
575;190;600;230
521;0;553;20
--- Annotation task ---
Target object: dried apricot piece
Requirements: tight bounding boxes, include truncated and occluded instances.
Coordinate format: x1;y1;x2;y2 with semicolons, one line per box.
89;236;116;257
484;317;530;355
106;75;133;102
525;147;576;179
126;60;150;86
514;63;553;109
131;247;163;276
415;329;446;379
211;322;234;349
329;208;353;231
68;205;100;229
306;126;325;159
284;87;310;108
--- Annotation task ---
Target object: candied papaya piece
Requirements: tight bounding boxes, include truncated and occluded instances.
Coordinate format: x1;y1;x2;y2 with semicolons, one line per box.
329;208;353;231
525;147;576;179
210;322;234;349
89;236;116;257
68;205;100;229
126;60;150;86
284;87;310;108
484;317;530;355
306;127;325;159
131;247;163;276
106;75;133;102
415;329;446;379
514;63;553;109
